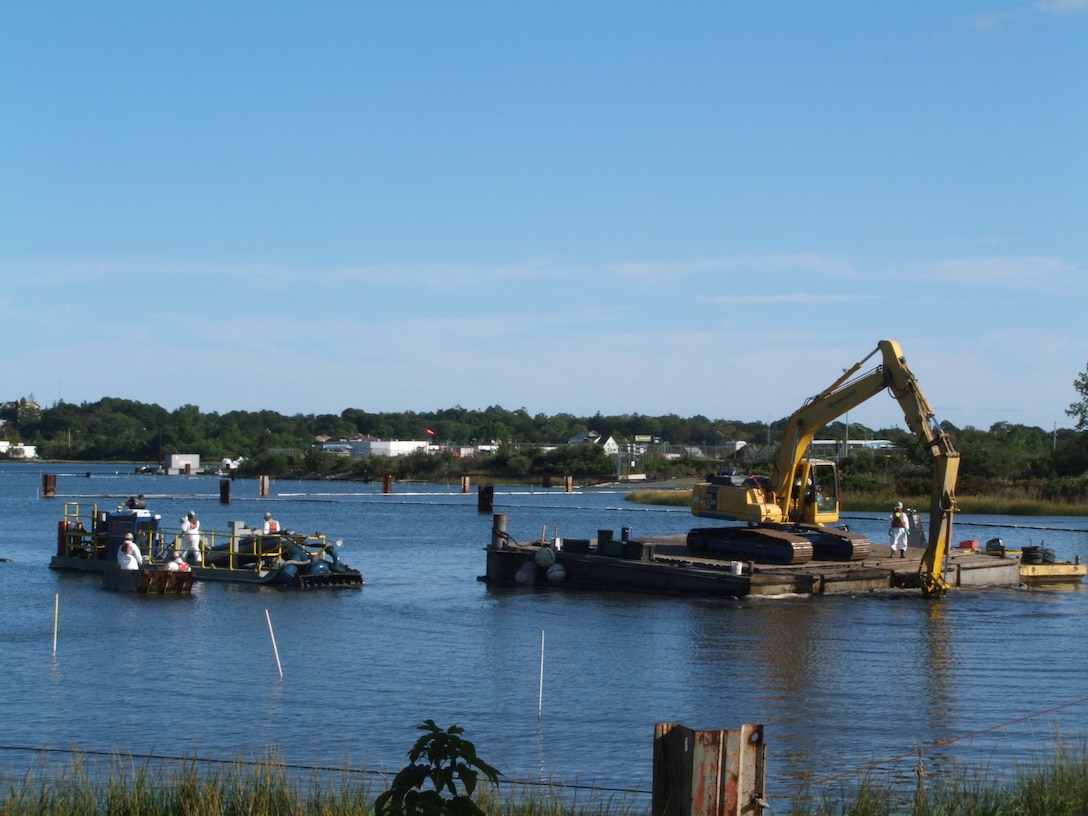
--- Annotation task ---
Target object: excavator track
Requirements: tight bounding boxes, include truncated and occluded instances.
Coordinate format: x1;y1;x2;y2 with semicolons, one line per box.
686;526;814;565
299;569;365;589
799;526;872;561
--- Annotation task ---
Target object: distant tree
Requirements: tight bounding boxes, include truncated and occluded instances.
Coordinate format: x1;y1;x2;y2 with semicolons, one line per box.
1052;430;1088;478
1067;361;1088;431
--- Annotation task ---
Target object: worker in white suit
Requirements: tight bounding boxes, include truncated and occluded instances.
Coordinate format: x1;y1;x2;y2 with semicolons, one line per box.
117;533;143;570
889;501;909;558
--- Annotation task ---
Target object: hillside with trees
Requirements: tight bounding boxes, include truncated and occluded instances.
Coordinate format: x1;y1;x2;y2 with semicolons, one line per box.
5;387;1088;509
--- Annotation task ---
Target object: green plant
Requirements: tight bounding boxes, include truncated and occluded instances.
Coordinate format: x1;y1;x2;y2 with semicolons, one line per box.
374;720;501;816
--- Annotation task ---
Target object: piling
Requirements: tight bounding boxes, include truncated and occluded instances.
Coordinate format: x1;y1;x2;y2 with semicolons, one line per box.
219;478;231;504
42;473;57;498
478;484;494;513
491;514;508;549
461;475;471;493
382;474;394;494
259;475;270;497
653;722;766;816
564;475;573;492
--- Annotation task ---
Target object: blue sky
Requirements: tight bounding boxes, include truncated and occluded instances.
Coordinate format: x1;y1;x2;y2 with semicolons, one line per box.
3;2;1086;434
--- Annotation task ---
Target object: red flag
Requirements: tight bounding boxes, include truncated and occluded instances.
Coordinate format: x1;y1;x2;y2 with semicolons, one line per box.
425;428;435;436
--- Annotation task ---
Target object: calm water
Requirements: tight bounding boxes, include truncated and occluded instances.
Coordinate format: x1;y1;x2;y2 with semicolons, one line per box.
1;462;1087;808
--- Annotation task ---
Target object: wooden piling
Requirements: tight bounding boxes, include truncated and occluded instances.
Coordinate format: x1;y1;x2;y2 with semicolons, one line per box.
478;484;494;513
259;475;270;496
219;478;231;504
461;475;471;493
42;473;57;498
382;474;393;494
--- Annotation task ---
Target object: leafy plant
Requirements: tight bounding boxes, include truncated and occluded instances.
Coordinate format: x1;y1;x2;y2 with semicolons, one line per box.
374;720;501;816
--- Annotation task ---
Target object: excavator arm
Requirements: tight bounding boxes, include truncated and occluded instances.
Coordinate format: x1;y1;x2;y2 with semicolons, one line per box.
878;340;959;595
769;339;958;595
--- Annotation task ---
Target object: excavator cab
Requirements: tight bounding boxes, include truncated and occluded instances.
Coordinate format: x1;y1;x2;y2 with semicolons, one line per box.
790;459;840;525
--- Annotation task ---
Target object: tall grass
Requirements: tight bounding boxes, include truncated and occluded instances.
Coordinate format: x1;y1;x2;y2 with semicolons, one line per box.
624;488;1088;516
782;742;1088;816
3;745;1086;816
0;753;377;816
624;490;691;507
0;755;641;816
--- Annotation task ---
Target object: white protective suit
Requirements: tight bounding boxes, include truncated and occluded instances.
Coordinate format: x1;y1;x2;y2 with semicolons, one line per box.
889;504;909;557
117;537;143;570
180;514;203;564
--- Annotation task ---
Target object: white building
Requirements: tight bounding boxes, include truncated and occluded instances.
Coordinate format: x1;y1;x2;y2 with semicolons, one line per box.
567;432;620;456
166;453;201;473
3;442;37;459
367;440;428;457
320;439;429;458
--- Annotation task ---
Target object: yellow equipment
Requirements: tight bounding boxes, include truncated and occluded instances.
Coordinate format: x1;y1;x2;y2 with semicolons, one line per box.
689;339;959;596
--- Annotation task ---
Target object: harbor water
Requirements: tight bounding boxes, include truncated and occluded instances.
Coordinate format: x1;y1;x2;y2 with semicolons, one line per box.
1;462;1087;809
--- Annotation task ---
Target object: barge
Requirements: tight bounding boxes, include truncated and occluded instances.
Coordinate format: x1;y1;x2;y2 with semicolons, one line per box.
52;501;363;589
481;517;1025;599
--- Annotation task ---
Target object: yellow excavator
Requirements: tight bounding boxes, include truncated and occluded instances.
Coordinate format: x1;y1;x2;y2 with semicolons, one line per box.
688;339;959;596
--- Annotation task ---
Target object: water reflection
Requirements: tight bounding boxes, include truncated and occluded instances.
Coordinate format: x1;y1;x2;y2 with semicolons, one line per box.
921;599;954;724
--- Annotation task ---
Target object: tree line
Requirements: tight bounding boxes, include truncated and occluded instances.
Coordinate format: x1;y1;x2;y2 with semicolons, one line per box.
4;394;1088;502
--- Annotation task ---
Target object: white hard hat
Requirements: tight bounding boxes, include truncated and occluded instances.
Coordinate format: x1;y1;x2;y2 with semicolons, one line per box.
894;501;903;510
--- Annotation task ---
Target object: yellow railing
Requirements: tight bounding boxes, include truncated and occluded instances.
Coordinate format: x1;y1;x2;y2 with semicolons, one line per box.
58;502;103;559
153;527;330;572
55;507;339;569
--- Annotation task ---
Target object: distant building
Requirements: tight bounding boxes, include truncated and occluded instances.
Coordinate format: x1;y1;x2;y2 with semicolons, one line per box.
317;439;428;458
166;454;201;474
2;441;37;459
567;432;620;456
366;440;429;457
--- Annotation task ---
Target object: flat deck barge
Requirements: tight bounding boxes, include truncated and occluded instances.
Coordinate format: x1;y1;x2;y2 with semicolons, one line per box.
482;527;1025;598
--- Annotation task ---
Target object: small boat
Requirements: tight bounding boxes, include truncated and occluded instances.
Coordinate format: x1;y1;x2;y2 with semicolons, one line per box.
1018;560;1087;586
191;530;364;589
102;563;195;594
982;538;1086;587
52;500;363;589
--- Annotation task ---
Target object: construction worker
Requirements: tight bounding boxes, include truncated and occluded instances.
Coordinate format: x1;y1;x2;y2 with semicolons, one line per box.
889;501;909;558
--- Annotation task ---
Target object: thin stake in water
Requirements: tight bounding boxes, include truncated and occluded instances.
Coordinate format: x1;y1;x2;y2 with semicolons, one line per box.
266;609;283;679
53;594;59;655
538;629;545;718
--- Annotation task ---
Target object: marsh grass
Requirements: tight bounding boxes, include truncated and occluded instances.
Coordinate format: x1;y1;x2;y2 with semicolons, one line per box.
624;488;1086;517
783;743;1088;816
3;747;1086;816
845;493;1088;517
0;755;641;816
0;753;378;816
624;490;692;507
